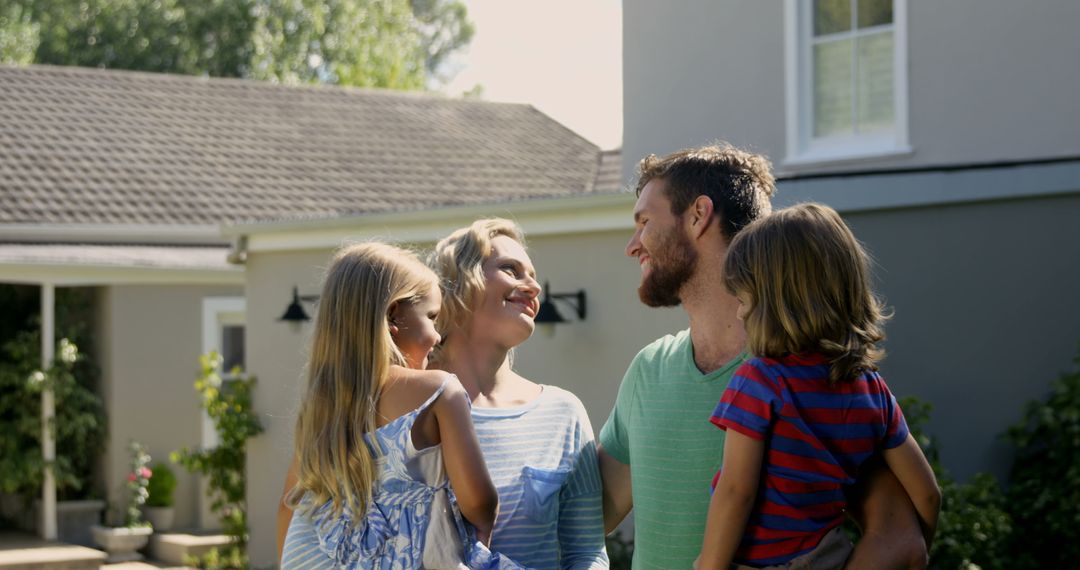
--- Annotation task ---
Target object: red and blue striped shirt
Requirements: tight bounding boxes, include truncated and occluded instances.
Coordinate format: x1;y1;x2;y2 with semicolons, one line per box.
710;353;909;566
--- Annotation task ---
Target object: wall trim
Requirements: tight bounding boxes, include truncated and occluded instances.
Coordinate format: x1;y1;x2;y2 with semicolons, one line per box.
0;263;244;286
228;193;638;253
0;223;225;245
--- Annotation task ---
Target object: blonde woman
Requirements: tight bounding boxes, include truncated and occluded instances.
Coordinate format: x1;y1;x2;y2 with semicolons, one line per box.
278;242;520;569
431;219;609;569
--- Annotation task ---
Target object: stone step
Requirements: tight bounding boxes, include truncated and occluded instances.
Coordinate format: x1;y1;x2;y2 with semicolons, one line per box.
146;534;231;567
0;533;106;570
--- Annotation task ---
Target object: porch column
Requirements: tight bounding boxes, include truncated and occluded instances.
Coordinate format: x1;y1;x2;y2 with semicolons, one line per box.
41;282;57;540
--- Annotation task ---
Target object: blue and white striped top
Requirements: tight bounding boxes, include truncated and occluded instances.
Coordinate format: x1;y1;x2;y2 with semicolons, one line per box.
472;385;608;569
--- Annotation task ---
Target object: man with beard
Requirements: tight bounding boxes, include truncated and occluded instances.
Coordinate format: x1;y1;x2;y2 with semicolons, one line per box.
598;144;926;568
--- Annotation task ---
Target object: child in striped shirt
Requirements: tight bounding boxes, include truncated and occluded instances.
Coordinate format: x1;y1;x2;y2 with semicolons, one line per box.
696;203;941;569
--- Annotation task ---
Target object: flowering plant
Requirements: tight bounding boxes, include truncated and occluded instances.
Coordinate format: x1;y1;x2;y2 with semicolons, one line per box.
123;441;152;527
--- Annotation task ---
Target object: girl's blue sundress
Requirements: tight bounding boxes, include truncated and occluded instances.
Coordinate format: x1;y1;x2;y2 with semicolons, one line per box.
281;377;522;570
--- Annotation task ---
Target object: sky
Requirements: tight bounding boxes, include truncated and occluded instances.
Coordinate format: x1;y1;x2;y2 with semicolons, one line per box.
443;0;623;150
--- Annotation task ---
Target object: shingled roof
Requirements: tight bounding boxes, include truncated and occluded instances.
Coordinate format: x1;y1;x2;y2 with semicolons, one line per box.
0;64;611;232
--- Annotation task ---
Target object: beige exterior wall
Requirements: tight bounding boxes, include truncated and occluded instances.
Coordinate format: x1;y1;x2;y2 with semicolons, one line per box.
97;283;243;529
244;225;692;566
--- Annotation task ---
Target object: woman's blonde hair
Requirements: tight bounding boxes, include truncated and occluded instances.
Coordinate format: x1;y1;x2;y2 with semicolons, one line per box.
430;218;525;338
286;242;438;520
722;203;889;383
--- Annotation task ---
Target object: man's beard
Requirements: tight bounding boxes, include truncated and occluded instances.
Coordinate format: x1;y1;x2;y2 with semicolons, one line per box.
638;230;697;307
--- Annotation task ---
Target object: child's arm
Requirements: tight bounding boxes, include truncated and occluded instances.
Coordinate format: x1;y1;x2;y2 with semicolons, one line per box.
697;429;765;570
435;376;500;545
277;455;299;564
881;434;942;550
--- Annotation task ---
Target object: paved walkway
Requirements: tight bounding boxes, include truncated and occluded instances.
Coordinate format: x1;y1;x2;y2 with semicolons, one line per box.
0;533;189;570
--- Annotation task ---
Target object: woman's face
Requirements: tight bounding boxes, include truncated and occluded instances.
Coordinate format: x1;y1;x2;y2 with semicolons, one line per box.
468;235;541;347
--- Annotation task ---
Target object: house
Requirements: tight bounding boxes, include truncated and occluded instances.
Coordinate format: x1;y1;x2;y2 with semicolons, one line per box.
622;0;1080;481
0;63;616;541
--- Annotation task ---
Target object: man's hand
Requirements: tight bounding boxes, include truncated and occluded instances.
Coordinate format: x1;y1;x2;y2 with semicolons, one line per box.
598;444;633;534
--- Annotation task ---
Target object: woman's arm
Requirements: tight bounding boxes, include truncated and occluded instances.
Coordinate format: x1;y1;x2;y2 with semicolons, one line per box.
557;439;610;569
882;435;942;551
277;455;299;564
435;377;500;545
697;429;764;570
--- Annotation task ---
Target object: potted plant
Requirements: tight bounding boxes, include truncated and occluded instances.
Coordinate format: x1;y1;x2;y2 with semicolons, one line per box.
91;441;153;562
143;462;176;531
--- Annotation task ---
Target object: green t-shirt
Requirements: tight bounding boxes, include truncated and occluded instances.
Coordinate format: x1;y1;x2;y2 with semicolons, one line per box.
599;329;746;569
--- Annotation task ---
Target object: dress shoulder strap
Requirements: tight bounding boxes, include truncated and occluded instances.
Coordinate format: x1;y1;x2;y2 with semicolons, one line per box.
413;373;455;414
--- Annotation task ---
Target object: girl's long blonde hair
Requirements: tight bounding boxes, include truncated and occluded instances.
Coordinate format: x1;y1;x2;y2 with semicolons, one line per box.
723;203;889;383
286;242;438;520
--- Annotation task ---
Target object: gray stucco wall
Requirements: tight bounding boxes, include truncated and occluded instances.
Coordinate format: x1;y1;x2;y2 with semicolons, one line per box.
623;0;1080;181
98;283;242;528
842;192;1080;480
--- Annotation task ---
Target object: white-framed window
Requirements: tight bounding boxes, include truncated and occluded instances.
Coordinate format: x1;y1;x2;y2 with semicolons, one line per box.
784;0;910;166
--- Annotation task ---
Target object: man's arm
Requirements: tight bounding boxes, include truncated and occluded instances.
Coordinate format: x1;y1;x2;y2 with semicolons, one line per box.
598;444;633;534
845;455;929;570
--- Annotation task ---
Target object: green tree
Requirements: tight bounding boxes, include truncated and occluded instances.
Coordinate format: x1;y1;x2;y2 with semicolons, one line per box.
411;0;474;86
0;3;39;63
0;0;472;90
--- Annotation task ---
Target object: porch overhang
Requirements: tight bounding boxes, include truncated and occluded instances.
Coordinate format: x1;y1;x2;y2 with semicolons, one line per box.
0;244;242;286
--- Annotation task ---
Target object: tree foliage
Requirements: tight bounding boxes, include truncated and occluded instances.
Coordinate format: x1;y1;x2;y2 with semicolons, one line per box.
0;0;472;90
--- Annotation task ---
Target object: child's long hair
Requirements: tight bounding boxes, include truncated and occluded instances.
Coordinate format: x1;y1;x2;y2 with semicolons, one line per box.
722;203;889;383
286;242;438;520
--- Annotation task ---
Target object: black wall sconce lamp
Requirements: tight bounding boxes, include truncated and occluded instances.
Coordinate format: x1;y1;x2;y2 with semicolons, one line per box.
280;286;319;323
534;281;587;324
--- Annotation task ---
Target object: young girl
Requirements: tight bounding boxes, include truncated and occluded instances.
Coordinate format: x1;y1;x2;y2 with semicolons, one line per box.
698;203;941;569
279;242;520;569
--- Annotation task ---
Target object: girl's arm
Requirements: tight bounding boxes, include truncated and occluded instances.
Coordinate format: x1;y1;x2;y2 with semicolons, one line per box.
435;377;500;544
277;455;299;564
697;429;764;570
882;434;942;550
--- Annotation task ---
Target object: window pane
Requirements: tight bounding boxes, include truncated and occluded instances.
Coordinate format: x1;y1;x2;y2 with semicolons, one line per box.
221;325;245;373
857;0;893;29
814;39;853;137
856;31;894;133
814;0;852;36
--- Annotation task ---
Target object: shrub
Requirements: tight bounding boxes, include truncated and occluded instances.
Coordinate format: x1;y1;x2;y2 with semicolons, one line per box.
172;352;263;569
0;287;105;504
1002;345;1080;568
146;462;177;508
898;397;1013;570
0;335;105;502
